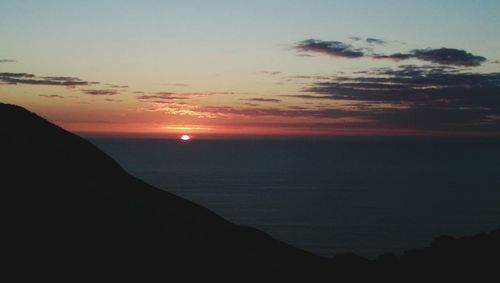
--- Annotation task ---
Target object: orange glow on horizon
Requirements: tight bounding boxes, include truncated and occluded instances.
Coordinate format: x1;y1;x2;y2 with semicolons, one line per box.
55;119;495;139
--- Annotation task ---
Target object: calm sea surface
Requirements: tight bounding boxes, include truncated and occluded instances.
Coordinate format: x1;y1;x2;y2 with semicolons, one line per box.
89;137;500;258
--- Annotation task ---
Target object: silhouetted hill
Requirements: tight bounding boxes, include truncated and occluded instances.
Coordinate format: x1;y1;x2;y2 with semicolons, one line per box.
1;102;499;281
0;103;329;280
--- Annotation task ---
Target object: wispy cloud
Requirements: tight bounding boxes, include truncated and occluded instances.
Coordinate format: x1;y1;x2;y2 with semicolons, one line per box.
241;98;282;103
137;92;190;100
106;84;128;88
198;106;356;119
0;59;16;63
0;72;93;86
39;94;64;99
279;94;332;100
259;71;282;76
105;98;122;102
81;89;120;96
166;83;190;87
137;91;235;102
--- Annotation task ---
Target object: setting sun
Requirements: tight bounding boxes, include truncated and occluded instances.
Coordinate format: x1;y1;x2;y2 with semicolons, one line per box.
181;135;191;141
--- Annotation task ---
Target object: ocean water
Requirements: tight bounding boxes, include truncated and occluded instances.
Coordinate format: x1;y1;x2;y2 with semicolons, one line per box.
89;137;500;258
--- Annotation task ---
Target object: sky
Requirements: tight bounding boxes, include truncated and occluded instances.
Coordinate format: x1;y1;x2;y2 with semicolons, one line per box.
1;0;500;138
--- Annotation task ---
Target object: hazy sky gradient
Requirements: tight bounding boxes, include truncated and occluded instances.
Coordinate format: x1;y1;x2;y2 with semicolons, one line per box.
1;0;500;137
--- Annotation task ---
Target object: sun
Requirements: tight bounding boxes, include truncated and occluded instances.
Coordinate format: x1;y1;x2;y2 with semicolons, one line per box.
181;134;191;141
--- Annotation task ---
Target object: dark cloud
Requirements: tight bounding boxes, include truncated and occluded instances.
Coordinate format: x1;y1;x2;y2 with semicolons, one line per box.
375;48;488;67
366;38;387;45
371;53;413;61
296;65;500;131
39;94;64;99
0;59;16;63
410;48;487;67
294;39;364;58
242;98;282;103
348;37;362;41
0;72;92;86
82;89;119;96
286;75;331;80
294;39;488;66
279;94;332;100
305;65;500;103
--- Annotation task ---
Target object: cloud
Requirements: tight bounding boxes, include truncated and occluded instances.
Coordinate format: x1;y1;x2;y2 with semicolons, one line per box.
371;53;413;61
181;92;210;97
200;106;356;119
304;65;500;103
144;99;357;120
374;48;488;66
138;91;234;102
279;94;332;100
207;91;235;95
366;38;387;45
242;98;282;103
81;89;120;96
142;64;500;132
106;84;128;88
138;93;181;100
138;92;196;100
0;72;92;86
294;39;488;66
105;98;122;102
410;48;487;67
294;39;364;58
259;71;282;76
0;59;16;63
293;64;500;130
39;94;64;99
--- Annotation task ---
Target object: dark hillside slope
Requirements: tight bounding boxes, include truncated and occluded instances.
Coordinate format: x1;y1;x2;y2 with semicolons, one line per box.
0;103;329;279
2;102;500;282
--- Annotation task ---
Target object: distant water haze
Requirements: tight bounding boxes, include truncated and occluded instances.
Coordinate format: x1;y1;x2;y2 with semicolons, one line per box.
90;137;500;258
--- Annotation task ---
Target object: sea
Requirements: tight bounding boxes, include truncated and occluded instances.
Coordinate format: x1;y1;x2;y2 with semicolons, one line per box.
88;136;500;258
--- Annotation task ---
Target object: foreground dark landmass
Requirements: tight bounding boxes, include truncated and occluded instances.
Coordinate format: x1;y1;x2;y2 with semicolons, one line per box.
1;102;499;281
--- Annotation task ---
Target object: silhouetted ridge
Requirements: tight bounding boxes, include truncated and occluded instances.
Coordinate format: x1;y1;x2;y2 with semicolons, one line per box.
1;102;499;281
0;103;328;280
